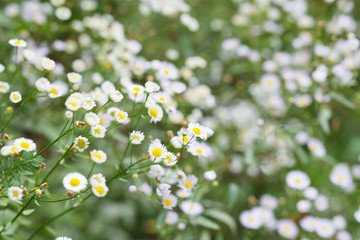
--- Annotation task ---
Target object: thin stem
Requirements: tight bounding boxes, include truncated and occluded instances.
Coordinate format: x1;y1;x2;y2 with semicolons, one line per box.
87;162;96;179
0;88;37;133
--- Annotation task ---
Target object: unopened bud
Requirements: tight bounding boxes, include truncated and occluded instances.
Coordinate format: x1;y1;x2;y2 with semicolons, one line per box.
146;75;154;81
132;173;139;179
176;153;180;159
148;135;153;141
3;134;10;141
180;120;188;128
40;183;48;189
35;189;42;196
39;163;46;170
66;191;74;197
75;121;86;127
167;130;174;138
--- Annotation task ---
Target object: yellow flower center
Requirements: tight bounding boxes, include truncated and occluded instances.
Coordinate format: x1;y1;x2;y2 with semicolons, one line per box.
20;142;30;149
69;102;77;107
13;94;19;100
152;148;162;157
77;139;86;149
133;87;140;92
11;147;19;152
131;135;140;141
94;153;102;159
99;118;104;125
159;97;165;101
295;179;300;183
94;128;101;135
135;67;141;72
117;113;125;119
50;88;58;95
164;199;172;206
94;186;104;195
185;181;192;188
193;127;201;135
150;108;158;117
183;136;189;143
15;40;21;45
196;149;202;154
13;190;19;197
164;70;169;75
70;178;80;186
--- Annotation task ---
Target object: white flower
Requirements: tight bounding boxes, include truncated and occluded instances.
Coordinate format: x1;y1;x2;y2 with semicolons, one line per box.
65;95;82;111
296;200;311;213
0;81;10;93
204;170;217;181
108;90;123;102
156;183;171;197
114;110;129;124
147;164;165;178
41;57;56;71
0;64;4;73
8;39;27;47
90;173;106;186
188;122;207;140
286;170;310;190
148;141;167;162
162;194;178;210
260;73;281;92
92;183;109;197
145;81;160;93
129;185;137;192
300;216;318;232
307;138;326;158
178;175;198;191
90;150;107;164
7;186;23;201
180;201;204;216
14;137;36;152
176;189;192;198
48;83;63;98
73;136;89;152
303;187;318;200
316;219;336;238
82;97;96;111
163;152;177;166
128;84;145;103
63;172;88;192
130;131;145;145
147;104;163;123
165;211;179;225
330;163;354;192
9;91;22;103
314;194;328;211
239;209;262;229
67;72;82;84
294;94;312;108
84;112;100;126
187;142;212;158
35;77;51;92
55;7;72;20
259;194;278;210
91;124;106;138
277;219;299;239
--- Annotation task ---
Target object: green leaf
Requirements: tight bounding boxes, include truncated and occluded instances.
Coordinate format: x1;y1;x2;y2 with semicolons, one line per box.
156;209;167;230
193;216;220;230
244;146;254;165
204;209;237;234
330;92;357;109
22;209;35;216
294;146;308;164
227;183;240;208
200;230;211;240
0;198;8;207
318;107;332;135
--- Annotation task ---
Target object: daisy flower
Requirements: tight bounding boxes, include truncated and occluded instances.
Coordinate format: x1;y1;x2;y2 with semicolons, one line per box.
163;152;177;166
41;57;56;71
148;141;167;162
130;131;145;145
187;142;212;158
260;73;281;92
156;183;171;197
73;136;89;152
35;77;51;92
293;94;312;108
316;219;336;238
114;110;128;124
90;150;107;164
151;92;171;104
55;7;72;21
8;39;27;47
176;189;192;198
162;194;178;210
286;170;310;190
188;122;207;140
277;219;299;239
48;84;63;98
67;72;82;84
92;183;109;197
82;97;96;111
7;186;23;201
91;125;106;138
128;84;145;103
145;81;160;93
179;174;198;191
307;138;326;158
108;90;123;102
14;137;36;152
180;201;204;216
0;81;10;93
62;172;88;192
239;209;262;229
204;170;217;181
9;91;22;103
65;97;82;111
84;112;100;126
90;173;106;186
147;104;163;123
